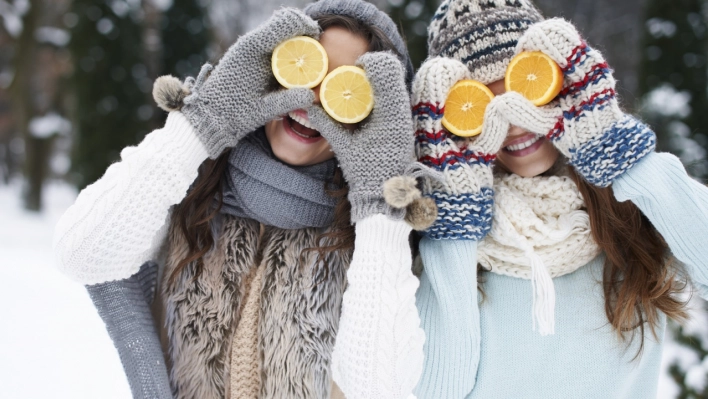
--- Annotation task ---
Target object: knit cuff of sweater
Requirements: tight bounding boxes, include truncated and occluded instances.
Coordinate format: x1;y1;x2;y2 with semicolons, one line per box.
349;194;406;224
354;213;413;250
423;187;494;241
181;102;237;159
569;115;656;187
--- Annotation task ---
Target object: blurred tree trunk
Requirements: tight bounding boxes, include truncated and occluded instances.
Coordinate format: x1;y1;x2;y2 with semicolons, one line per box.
160;0;211;79
68;0;152;190
9;0;50;211
150;0;212;127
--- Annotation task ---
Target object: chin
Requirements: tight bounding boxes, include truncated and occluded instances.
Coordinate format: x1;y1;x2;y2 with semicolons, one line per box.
497;138;561;177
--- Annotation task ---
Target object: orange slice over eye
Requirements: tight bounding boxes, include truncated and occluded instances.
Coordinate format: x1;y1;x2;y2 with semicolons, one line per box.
505;51;563;106
441;80;495;137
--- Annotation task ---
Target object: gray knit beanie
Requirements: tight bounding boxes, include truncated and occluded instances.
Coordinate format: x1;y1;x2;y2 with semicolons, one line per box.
304;0;414;88
428;0;544;85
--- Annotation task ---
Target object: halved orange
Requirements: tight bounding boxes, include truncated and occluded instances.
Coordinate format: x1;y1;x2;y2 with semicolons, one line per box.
505;51;563;106
272;36;328;89
442;80;495;137
320;65;374;124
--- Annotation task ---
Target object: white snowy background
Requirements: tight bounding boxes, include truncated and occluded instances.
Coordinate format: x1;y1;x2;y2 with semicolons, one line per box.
1;179;707;398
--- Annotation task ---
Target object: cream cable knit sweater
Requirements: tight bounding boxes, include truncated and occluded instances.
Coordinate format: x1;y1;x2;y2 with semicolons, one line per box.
53;111;423;399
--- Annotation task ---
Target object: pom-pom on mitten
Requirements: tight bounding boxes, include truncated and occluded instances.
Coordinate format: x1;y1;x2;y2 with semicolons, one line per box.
383;175;421;208
512;18;656;187
383;174;440;231
405;197;438;231
412;57;506;240
153;75;190;112
179;8;319;159
308;52;418;223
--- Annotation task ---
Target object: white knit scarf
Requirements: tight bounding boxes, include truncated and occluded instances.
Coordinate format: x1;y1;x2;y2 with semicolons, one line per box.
477;173;601;335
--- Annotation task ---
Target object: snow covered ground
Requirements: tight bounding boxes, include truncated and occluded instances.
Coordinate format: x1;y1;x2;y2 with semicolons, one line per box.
0;179;699;398
0;181;130;399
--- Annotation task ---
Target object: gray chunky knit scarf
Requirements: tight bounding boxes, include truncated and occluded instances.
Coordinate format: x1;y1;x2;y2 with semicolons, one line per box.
221;129;339;230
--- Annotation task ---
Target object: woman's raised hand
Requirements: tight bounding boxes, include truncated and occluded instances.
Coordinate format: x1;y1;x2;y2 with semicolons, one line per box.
307;52;415;223
412;57;505;240
514;18;656;187
180;8;320;159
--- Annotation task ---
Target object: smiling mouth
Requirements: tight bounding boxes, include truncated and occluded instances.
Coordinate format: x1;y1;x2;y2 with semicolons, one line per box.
286;111;322;140
502;133;546;157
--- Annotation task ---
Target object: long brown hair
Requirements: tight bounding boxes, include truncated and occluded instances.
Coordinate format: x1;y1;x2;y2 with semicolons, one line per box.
568;165;688;353
169;13;404;286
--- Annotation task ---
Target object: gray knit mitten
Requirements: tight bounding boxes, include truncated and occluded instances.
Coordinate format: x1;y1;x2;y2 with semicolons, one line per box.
181;8;319;158
308;52;416;223
86;262;172;399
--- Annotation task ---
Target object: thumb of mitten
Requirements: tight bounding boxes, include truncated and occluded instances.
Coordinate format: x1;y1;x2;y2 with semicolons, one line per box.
257;88;315;130
473;96;512;155
307;106;351;154
497;92;562;137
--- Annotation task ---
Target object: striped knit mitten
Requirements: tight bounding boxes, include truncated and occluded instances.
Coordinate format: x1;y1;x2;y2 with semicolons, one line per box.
512;18;656;187
413;57;506;240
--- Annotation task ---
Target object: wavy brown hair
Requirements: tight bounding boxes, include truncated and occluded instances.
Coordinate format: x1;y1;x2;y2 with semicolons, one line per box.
568;165;688;354
169;13;404;287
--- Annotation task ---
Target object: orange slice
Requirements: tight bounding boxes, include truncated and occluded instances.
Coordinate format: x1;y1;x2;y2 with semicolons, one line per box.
442;80;495;137
505;51;563;106
320;65;374;124
272;36;328;89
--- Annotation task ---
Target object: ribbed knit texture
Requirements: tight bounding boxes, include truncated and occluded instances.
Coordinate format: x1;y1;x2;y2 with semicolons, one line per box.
86;262;172;399
412;57;505;240
221;129;338;229
414;239;480;398
307;52;415;223
428;0;544;84
414;152;708;398
229;263;264;399
613;152;708;282
331;214;424;399
180;8;318;159
53;112;208;285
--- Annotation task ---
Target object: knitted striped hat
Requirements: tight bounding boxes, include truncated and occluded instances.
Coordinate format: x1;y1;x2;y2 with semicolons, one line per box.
428;0;544;84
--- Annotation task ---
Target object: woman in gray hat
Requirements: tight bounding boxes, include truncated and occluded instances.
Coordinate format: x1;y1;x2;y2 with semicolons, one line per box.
53;1;425;398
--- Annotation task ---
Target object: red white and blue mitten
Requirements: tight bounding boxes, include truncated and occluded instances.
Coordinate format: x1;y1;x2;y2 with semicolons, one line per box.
412;57;507;240
511;18;656;187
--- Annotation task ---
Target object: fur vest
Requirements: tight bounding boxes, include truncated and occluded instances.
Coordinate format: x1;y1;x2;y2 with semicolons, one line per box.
160;214;352;399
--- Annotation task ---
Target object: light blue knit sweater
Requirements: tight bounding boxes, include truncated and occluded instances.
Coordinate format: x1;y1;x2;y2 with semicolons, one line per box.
414;152;708;399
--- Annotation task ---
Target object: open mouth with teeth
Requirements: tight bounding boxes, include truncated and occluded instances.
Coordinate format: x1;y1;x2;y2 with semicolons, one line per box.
283;110;323;144
502;133;546;157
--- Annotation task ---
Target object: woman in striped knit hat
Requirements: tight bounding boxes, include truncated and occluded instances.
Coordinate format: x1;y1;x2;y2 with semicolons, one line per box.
410;0;708;397
53;1;426;398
